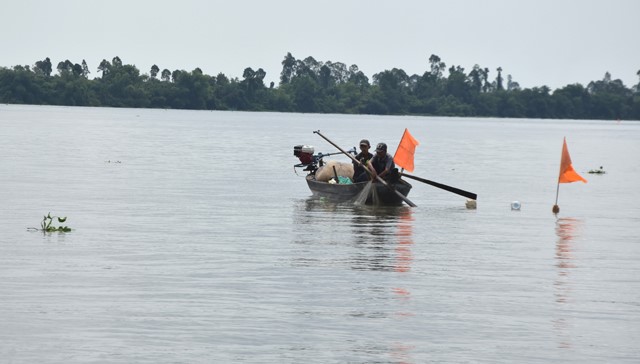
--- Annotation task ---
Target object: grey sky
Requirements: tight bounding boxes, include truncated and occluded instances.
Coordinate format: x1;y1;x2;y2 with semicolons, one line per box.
2;0;638;90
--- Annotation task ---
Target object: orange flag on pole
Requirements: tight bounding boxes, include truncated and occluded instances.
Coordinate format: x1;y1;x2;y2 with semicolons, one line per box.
394;128;420;172
558;137;587;184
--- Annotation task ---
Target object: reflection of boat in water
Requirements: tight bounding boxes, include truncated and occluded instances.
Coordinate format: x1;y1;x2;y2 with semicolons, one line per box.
294;144;412;206
292;196;415;272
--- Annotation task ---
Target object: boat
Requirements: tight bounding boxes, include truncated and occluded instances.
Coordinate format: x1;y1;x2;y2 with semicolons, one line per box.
294;144;412;206
305;174;412;205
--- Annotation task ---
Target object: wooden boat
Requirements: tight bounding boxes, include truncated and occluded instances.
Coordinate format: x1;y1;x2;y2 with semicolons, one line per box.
294;144;413;206
305;174;412;205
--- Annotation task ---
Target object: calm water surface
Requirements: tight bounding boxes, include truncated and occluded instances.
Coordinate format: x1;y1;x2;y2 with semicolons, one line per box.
1;105;639;363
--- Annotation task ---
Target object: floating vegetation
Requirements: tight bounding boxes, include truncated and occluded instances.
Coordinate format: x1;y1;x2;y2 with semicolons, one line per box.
31;212;72;232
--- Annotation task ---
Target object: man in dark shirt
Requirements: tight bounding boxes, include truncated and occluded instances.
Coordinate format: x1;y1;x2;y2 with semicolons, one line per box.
353;139;373;182
368;142;398;182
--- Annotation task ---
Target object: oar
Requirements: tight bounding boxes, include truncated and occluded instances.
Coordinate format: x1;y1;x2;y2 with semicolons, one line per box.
399;172;477;200
313;130;417;207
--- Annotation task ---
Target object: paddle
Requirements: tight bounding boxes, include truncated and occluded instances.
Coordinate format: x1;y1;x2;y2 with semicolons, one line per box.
313;130;417;207
399;172;477;200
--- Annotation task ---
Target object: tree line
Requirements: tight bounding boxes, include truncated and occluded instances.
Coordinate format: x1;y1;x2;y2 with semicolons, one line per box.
1;53;639;120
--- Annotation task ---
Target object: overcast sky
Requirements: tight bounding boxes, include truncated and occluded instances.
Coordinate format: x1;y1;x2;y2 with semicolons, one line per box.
2;0;638;90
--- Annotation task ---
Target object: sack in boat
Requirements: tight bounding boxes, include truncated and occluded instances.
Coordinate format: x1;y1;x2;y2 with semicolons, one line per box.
315;160;354;182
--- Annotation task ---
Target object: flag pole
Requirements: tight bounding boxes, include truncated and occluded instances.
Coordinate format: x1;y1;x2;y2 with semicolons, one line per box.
553;137;564;214
553;140;562;214
552;182;560;214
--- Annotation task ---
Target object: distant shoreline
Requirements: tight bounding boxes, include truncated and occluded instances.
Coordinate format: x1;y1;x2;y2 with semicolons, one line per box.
1;54;639;121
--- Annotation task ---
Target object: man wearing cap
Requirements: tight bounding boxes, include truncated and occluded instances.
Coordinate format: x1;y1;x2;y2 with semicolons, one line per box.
368;142;398;182
353;139;373;183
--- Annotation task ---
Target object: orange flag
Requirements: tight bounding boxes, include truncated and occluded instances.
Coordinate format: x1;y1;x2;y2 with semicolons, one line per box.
394;128;420;172
558;137;587;184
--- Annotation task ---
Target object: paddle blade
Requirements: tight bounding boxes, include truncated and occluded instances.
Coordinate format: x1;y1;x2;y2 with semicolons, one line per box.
400;172;477;200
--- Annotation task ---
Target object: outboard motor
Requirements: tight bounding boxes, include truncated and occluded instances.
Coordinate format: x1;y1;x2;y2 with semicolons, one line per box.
293;145;322;174
293;145;315;165
293;144;355;175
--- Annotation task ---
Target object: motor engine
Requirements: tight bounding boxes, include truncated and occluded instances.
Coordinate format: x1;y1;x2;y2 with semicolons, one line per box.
293;145;315;165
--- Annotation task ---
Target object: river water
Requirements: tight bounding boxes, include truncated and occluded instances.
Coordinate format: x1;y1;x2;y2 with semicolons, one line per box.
1;105;639;363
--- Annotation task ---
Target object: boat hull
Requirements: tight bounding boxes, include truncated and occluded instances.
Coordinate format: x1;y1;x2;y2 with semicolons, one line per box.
305;175;412;206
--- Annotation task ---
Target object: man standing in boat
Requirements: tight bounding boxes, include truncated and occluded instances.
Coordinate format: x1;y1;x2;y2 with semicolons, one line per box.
353;139;373;182
368;142;399;182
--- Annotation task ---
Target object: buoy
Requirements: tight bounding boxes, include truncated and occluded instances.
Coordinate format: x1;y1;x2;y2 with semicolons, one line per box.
465;199;477;209
511;201;521;211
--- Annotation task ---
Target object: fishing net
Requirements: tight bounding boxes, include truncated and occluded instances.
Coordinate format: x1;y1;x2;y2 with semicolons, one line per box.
353;181;379;205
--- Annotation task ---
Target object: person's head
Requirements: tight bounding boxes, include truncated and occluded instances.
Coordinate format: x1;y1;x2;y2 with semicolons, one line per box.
375;142;387;155
359;139;370;151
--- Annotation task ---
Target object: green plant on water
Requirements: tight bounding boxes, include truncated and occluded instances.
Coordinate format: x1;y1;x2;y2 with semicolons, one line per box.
40;212;71;232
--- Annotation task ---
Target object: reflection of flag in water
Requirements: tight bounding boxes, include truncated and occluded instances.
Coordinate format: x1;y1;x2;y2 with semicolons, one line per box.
394;128;420;173
555;218;578;271
394;209;413;273
558;137;587;184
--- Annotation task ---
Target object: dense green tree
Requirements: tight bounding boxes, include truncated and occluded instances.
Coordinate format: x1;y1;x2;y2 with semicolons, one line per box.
481;68;491;93
288;75;320;112
0;54;638;120
348;65;369;89
172;69;211;109
99;63;147;107
34;57;52;77
552;84;589;119
445;65;471;103
0;66;43;104
150;64;160;79
81;60;90;78
373;68;410;114
280;52;296;84
57;60;72;76
586;72;632;119
507;75;519;91
521;87;553;118
98;59;111;78
428;54;446;80
71;63;83;77
171;70;182;83
468;65;483;93
319;65;332;89
496;67;504;91
161;69;171;82
411;55;448;113
474;92;498;116
242;67;266;101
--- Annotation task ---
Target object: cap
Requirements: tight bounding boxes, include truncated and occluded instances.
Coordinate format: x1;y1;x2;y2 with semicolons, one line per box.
376;142;387;152
359;139;370;147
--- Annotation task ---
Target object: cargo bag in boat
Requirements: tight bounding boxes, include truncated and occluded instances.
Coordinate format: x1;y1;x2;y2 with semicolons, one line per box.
315;161;354;181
